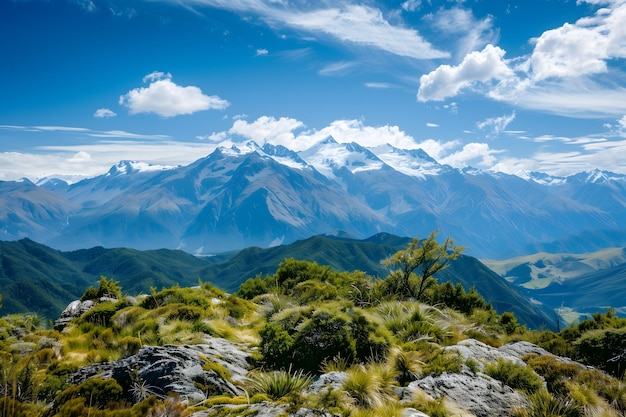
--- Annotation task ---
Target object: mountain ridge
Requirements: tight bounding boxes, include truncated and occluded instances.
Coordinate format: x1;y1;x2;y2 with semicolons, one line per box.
3;140;625;259
0;235;554;329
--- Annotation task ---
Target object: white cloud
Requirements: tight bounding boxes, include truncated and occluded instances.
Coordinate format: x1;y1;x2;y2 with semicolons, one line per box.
619;115;626;128
171;1;448;59
426;123;439;128
94;108;117;118
401;0;422;12
229;116;305;146
68;151;92;163
530;23;608;81
429;7;497;58
255;48;269;56
294;119;419;151
319;61;356;76
418;1;626;117
414;138;460;162
119;72;230;117
283;5;449;59
70;0;96;12
477;112;516;134
418;44;514;101
439;142;501;168
364;82;394;89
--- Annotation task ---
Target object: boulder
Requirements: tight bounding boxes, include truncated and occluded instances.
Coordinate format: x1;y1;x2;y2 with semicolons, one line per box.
54;299;95;330
412;369;526;417
69;337;251;404
445;339;525;371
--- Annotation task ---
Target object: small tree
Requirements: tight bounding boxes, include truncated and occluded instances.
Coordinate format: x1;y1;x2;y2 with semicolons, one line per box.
80;276;122;301
382;230;464;301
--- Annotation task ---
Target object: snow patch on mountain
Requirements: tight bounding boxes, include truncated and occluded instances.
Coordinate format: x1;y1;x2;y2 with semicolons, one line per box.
106;160;176;176
370;144;444;178
299;137;384;179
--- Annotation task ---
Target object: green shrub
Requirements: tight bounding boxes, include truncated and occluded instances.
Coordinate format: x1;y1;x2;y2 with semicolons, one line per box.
291;310;355;373
574;328;626;377
166;304;205;322
223;294;252;319
421;349;462;377
524;354;581;394
237;274;273;300
485;358;542;393
80;276;122;301
259;322;294;370
52;377;126;414
291;279;338;304
80;302;119;327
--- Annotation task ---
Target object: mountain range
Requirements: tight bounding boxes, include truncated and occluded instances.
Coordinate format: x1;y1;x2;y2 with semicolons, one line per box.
2;138;626;259
0;235;554;329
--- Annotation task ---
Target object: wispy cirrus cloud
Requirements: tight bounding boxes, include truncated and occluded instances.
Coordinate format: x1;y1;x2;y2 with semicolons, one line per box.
165;0;449;60
477;112;516;135
119;72;230;117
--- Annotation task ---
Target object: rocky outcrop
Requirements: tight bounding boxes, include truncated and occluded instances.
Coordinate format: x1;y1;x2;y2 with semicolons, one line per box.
54;296;123;330
410;368;526;417
69;337;251;404
54;299;95;330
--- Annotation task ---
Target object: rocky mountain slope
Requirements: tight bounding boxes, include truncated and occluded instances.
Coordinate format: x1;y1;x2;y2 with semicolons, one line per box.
2;139;625;259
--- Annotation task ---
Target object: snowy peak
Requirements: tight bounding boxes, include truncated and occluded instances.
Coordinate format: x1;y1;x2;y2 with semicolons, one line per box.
566;169;626;184
299;140;385;179
261;143;309;170
106;160;175;177
370;143;445;178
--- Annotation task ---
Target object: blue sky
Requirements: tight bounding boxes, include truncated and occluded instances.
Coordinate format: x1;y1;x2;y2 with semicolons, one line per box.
2;0;626;182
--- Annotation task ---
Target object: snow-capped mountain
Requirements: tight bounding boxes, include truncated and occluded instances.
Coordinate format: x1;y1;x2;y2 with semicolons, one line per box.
2;141;625;258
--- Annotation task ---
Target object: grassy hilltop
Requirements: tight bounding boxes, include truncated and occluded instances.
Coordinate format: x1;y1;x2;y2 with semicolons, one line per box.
2;234;626;416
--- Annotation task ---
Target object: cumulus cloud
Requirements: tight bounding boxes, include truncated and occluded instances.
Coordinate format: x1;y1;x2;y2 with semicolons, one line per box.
620;115;626;128
229;116;305;146
294;119;419;151
418;44;513;101
255;48;269;56
418;1;626;117
94;108;117;118
439;142;501;168
119;72;230;117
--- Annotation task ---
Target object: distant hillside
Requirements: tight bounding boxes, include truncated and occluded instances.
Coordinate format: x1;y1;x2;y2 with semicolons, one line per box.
0;239;212;319
482;248;626;322
0;235;555;329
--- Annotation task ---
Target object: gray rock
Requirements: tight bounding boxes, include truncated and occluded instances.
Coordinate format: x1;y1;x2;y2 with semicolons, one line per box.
69;338;251;404
445;339;525;371
401;408;430;417
412;369;526;417
499;340;555;360
54;299;95;330
306;371;347;396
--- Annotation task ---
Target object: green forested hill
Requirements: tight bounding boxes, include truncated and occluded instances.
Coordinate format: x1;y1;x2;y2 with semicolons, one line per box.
0;235;555;329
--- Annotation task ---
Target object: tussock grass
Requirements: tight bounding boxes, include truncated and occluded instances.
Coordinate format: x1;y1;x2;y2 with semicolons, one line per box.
247;369;312;401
